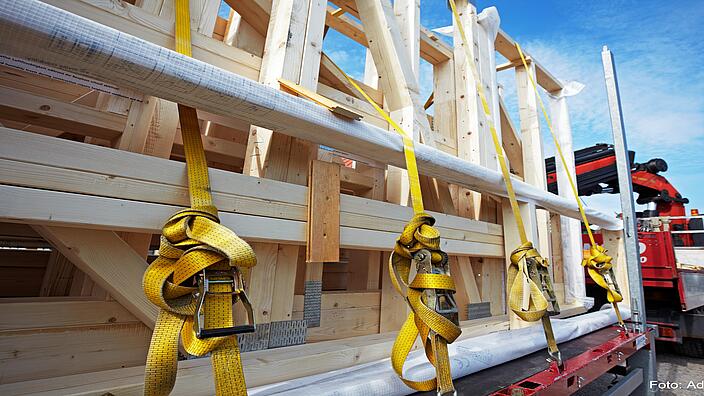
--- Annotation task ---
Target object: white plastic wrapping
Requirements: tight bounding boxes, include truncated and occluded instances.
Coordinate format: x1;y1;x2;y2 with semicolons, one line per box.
547;85;589;306
250;308;629;395
0;0;621;230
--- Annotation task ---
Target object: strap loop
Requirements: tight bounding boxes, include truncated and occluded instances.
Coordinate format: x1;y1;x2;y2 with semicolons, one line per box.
389;214;460;393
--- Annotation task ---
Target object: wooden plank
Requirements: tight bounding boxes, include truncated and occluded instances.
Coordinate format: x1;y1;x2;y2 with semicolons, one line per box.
0;86;123;140
1;184;504;257
307;160;340;263
294;305;380;341
0;65;89;103
292;291;380;311
32;226;158;328
0;152;502;250
0;323;151;384
0;316;507;394
0;128;504;255
292;292;381;340
194;0;221;37
0;300;140;331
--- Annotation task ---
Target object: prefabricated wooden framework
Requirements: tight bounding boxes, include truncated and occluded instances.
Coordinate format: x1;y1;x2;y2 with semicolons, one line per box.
0;0;629;393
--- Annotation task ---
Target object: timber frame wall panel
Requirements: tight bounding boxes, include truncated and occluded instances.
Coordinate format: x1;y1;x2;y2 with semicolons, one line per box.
0;0;627;390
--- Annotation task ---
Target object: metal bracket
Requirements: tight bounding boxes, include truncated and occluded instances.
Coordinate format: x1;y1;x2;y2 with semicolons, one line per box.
303;280;323;328
269;320;307;348
236;323;270;352
467;302;492;320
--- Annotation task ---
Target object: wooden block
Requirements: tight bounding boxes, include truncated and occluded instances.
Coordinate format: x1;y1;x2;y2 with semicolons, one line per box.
307;160;340;263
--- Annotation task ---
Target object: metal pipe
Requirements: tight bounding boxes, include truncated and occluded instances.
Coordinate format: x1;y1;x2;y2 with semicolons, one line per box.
0;0;621;229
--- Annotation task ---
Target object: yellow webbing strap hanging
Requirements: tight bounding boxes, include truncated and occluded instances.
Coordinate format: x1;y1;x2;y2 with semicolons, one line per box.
447;0;563;365
327;54;460;395
142;0;256;395
514;43;625;327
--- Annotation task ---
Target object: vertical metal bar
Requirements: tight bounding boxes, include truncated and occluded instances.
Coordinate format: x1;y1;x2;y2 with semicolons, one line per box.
601;46;646;331
602;46;657;395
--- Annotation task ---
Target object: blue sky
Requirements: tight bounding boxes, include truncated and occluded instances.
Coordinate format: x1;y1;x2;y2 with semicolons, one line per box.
221;1;704;217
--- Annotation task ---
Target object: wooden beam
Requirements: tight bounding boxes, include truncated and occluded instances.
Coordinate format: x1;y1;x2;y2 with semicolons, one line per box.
0;322;151;384
0;299;140;331
319;53;383;105
495;29;563;93
515;62;552;279
327;0;452;65
224;0;271;37
0;127;503;245
0;86;123;140
31;226;158;328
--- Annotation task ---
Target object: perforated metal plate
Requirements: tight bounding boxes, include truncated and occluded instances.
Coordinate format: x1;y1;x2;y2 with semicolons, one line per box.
236;323;270;352
303;280;322;328
268;320;307;348
468;302;492;320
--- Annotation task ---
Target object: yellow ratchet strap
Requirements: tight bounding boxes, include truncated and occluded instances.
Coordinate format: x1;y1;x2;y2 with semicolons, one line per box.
328;55;460;395
514;43;626;328
142;0;256;395
448;0;563;366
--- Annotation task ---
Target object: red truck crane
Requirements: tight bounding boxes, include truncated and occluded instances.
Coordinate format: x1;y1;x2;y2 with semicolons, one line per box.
546;144;704;356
